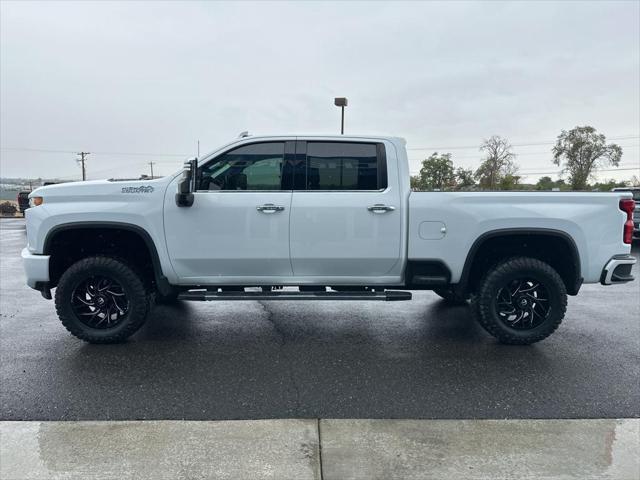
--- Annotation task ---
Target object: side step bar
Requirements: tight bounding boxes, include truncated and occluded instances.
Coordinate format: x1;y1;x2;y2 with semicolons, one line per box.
178;290;412;302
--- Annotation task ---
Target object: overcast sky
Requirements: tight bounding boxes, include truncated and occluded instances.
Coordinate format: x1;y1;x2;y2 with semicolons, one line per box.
1;0;639;182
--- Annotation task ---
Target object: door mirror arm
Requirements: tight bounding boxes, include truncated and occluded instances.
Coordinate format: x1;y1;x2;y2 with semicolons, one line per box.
175;157;198;207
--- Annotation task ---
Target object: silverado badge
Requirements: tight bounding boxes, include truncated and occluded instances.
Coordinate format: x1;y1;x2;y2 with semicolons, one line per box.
121;186;155;194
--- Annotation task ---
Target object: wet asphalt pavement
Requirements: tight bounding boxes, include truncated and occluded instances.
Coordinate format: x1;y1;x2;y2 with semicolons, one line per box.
1;217;638;421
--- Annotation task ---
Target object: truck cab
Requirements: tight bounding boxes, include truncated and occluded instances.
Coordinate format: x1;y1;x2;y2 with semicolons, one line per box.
166;136;406;286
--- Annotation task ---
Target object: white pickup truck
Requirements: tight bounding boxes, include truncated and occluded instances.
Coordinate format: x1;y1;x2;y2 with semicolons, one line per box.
22;134;636;345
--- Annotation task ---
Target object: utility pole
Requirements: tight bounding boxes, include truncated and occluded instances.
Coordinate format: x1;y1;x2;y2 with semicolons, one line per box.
76;152;90;181
148;161;155;178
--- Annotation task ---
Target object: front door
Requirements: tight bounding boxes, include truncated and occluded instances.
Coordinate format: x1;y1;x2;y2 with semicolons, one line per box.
164;141;294;283
289;140;402;281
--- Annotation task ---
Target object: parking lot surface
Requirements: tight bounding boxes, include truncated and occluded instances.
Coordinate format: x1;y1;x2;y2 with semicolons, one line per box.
1;217;639;421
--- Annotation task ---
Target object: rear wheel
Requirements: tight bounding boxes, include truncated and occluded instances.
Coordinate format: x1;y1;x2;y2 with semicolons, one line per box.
55;256;152;343
433;288;468;305
471;257;567;345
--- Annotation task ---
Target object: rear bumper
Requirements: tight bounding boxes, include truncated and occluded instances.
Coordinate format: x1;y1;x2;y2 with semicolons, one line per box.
21;248;50;289
600;254;636;285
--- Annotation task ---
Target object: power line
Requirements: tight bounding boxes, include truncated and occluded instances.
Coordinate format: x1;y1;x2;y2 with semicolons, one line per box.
3;134;638;156
409;144;640;161
409;166;640;176
1;147;188;157
519;167;640;176
406;135;640;151
518;163;639;172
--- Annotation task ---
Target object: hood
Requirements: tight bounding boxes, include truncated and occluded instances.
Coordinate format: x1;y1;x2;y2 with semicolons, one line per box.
29;176;174;200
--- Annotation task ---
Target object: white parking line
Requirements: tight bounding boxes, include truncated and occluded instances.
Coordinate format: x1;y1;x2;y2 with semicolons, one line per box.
1;419;637;480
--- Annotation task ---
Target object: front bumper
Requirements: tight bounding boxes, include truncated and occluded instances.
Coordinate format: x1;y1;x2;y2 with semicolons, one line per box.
21;248;50;289
600;254;636;285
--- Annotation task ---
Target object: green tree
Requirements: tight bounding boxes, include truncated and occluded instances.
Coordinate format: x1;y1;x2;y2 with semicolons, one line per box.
535;176;555;190
498;174;521;190
454;167;475;190
552;126;622;190
417;152;455;190
590;179;628;191
474;136;518;190
534;176;568;191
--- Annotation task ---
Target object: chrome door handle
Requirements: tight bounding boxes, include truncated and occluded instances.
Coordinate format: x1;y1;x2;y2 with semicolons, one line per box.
256;204;285;213
367;204;395;213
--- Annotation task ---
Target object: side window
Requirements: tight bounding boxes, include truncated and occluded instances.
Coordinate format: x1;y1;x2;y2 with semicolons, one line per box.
306;142;381;190
199;142;285;191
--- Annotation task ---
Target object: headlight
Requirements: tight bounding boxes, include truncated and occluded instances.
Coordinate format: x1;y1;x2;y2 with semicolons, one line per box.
29;196;43;207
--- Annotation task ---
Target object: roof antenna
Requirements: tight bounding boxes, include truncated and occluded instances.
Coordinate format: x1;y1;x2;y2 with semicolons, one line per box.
238;131;250;138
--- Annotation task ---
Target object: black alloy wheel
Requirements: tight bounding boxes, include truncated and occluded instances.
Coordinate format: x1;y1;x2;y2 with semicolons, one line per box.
71;275;130;328
471;257;567;345
495;279;550;330
55;256;152;343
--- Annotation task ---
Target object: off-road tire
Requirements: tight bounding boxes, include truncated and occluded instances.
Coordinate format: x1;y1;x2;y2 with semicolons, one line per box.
55;256;152;343
471;257;567;345
433;288;468;305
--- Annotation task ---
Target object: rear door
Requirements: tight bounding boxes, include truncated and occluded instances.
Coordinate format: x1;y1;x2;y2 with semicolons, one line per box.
164;140;294;282
289;140;402;280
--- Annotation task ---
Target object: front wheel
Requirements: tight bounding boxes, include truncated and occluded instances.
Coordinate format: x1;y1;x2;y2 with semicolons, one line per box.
55;256;152;343
471;257;567;345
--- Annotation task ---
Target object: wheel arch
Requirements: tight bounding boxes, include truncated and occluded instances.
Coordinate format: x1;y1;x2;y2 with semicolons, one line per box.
457;228;582;296
43;221;172;295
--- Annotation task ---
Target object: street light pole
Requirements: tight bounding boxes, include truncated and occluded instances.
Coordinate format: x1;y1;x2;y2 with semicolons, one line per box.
334;97;348;135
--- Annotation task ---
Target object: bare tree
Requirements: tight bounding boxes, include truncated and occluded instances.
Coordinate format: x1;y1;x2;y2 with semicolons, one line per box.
552;126;622;190
474;136;518;190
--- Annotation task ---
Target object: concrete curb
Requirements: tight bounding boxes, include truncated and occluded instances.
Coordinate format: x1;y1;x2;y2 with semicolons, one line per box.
1;419;638;480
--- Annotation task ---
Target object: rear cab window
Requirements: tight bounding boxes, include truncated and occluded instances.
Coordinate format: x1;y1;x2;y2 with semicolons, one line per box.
296;141;387;191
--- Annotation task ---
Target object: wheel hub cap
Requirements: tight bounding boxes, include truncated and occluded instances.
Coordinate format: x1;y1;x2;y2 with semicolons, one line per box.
71;275;130;329
495;279;550;330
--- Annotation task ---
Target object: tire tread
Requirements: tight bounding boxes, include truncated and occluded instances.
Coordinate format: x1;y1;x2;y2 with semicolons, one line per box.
54;256;151;343
471;256;567;345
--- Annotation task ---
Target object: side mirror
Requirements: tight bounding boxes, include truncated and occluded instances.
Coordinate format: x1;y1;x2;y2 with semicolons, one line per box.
175;157;197;207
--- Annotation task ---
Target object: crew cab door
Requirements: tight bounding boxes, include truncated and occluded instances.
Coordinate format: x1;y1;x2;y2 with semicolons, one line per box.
163;141;294;282
289;140;403;280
